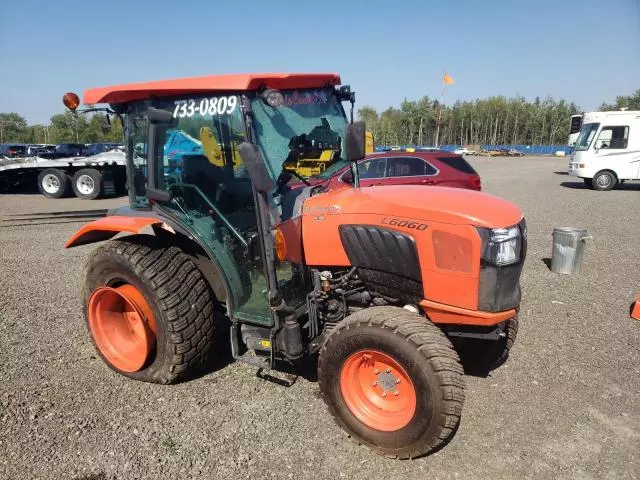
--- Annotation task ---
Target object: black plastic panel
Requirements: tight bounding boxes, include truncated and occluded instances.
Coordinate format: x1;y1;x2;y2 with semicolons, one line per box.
339;225;421;281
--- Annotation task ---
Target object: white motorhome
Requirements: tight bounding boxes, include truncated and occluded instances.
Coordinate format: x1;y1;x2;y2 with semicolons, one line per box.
568;110;640;190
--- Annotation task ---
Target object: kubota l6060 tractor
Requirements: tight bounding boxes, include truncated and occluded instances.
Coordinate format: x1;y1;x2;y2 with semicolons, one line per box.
63;73;526;458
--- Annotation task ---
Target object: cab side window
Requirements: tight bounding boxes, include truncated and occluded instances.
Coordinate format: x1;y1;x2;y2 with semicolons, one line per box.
596;126;629;149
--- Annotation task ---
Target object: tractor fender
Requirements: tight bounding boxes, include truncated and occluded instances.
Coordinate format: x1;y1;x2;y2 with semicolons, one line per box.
64;216;163;248
65;210;230;304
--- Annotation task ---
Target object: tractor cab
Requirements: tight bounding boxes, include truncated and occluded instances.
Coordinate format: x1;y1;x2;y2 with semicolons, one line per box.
65;74;360;331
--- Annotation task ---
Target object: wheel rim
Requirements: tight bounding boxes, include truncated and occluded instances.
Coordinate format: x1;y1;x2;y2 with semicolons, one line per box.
339;349;417;432
77;174;95;195
42;174;60;194
88;285;157;372
596;174;611;187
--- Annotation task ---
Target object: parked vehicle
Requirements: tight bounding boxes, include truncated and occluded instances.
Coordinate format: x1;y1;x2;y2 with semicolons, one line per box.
0;150;126;198
298;150;481;191
0;144;27;158
61;73;526;458
26;144;56;156
83;143;124;156
453;147;478;156
568;114;583;146
568;110;640;190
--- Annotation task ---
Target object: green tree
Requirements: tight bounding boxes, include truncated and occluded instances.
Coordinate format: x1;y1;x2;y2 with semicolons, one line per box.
49;112;88;143
599;89;640;111
0;113;28;143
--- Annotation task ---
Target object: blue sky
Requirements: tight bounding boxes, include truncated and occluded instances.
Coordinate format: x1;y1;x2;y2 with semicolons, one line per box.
1;0;638;124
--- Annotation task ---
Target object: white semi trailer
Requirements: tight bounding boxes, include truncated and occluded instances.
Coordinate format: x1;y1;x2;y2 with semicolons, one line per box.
0;150;127;199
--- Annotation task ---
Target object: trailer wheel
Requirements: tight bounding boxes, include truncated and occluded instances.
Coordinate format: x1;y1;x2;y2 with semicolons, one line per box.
318;306;464;459
72;168;103;199
592;170;617;191
37;168;70;198
82;236;218;384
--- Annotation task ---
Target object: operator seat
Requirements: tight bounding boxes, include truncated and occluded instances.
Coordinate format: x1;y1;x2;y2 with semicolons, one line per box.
181;154;228;206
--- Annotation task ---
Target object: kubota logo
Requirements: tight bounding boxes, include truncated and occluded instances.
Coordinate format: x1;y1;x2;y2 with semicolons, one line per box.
381;218;428;230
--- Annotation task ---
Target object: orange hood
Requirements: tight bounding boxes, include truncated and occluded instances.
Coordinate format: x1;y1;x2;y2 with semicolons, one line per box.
304;185;522;228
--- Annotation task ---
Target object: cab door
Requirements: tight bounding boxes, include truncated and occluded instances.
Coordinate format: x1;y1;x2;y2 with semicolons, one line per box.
131;98;274;326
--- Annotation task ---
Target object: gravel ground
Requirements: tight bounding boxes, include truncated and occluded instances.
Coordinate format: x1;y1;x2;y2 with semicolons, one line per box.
0;156;639;480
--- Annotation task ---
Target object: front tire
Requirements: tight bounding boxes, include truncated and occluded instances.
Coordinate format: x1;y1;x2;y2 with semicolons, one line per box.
318;306;464;459
83;236;217;384
592;170;617;191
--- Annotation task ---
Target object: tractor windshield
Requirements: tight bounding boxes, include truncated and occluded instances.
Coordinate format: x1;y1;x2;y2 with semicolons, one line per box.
250;88;348;180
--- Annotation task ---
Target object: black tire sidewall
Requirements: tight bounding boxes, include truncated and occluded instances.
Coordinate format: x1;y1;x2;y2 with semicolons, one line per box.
593;171;616;191
37;168;69;198
73;169;102;199
320;326;442;453
83;249;175;383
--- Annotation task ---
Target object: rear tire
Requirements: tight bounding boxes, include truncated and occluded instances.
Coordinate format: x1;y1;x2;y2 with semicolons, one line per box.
318;306;464;459
583;178;593;188
72;168;103;199
37;168;70;198
592;170;617;191
82;236;217;384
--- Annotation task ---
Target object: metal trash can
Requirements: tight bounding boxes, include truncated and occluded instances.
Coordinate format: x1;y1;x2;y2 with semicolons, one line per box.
551;227;591;274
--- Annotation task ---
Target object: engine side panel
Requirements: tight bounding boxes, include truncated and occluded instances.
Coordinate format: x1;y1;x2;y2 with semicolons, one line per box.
301;208;483;310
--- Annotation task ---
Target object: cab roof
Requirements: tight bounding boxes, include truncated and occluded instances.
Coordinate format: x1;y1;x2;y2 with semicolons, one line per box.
83;73;341;105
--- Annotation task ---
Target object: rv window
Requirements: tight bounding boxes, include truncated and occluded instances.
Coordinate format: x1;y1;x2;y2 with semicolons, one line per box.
596;126;629;150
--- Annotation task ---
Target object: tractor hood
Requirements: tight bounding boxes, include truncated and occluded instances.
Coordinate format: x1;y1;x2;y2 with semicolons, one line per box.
303;185;522;228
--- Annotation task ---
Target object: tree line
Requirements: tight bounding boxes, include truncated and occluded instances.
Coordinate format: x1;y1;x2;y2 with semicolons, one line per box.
358;89;640;147
0;89;637;147
0;112;123;145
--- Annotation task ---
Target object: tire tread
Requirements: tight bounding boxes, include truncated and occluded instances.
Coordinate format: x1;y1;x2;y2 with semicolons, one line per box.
318;306;465;459
83;236;216;384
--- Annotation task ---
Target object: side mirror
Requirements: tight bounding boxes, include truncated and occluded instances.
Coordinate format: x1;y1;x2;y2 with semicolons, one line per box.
345;121;366;162
341;170;353;184
147;107;176;125
238;142;275;193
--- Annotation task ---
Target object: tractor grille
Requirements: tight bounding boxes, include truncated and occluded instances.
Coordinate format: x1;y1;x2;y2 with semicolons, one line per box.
338;225;421;282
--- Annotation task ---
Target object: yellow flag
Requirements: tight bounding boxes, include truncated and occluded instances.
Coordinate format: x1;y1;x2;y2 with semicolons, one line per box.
443;72;454;85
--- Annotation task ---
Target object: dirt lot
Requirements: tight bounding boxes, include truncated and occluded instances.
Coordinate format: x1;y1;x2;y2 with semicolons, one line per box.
1;156;639;480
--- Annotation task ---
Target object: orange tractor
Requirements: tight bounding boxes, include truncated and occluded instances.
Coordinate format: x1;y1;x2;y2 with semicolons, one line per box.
63;73;526;458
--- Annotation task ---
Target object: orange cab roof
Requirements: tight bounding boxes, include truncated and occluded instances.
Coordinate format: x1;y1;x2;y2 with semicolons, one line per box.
83;73;341;105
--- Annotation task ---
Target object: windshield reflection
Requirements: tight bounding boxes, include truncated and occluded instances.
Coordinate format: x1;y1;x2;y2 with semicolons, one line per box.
574;123;599;151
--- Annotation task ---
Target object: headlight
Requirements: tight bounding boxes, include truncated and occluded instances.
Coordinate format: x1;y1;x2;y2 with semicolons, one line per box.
478;223;523;266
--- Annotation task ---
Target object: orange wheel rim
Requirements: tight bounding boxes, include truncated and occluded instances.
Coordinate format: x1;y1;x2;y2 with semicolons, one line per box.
88;285;157;373
339;349;417;432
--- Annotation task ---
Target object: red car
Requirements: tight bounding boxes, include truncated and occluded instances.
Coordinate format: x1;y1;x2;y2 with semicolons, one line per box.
302;150;482;191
